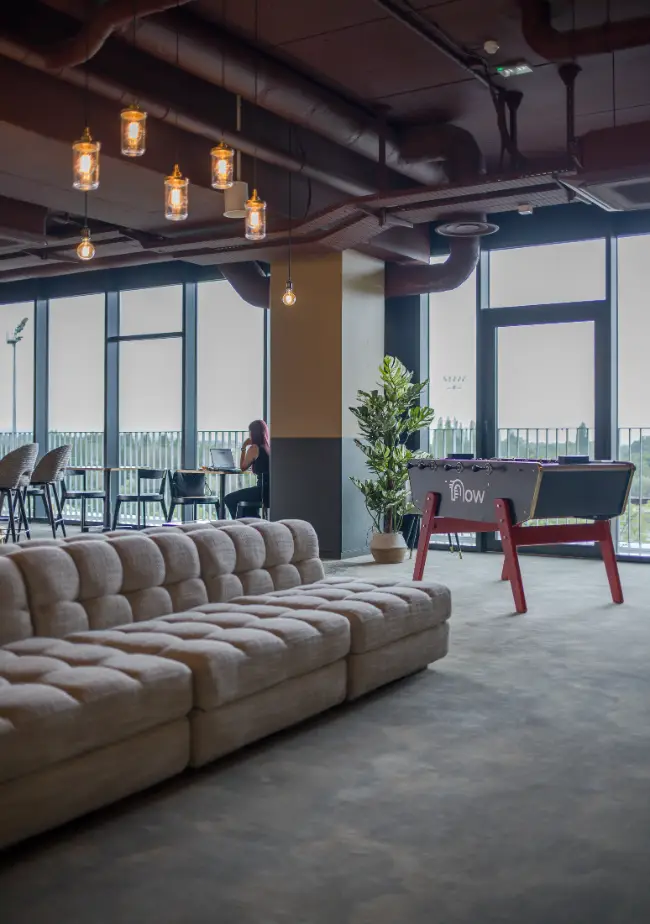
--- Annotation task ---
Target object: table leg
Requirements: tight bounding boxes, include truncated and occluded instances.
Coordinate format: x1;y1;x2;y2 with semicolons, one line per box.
413;492;439;581
103;468;112;531
597;521;624;604
219;473;227;520
495;498;527;614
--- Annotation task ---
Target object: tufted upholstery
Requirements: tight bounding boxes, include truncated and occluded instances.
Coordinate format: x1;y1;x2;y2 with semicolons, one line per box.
67;606;350;710
0;520;325;645
0;640;191;784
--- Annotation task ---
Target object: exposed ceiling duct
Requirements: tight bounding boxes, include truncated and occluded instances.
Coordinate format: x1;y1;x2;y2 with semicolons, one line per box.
38;0;481;187
37;0;195;68
219;262;269;309
519;0;650;59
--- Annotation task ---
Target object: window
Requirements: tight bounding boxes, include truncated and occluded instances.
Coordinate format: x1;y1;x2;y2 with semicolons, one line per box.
197;280;265;461
618;235;650;430
428;260;476;456
0;301;34;448
119;285;182;336
49;295;104;461
489;239;606;308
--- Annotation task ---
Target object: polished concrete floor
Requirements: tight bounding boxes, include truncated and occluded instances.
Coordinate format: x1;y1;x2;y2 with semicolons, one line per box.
1;549;650;924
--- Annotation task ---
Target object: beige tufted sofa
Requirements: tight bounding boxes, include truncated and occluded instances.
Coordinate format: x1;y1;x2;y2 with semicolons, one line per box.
0;519;451;848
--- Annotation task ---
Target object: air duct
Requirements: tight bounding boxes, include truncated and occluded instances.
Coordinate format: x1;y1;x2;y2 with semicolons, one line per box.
219;262;270;309
386;237;480;297
520;0;650;60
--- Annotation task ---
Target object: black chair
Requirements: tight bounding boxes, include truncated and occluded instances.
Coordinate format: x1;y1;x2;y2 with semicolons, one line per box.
235;473;269;520
0;443;39;543
61;468;107;532
112;468;169;530
168;471;220;522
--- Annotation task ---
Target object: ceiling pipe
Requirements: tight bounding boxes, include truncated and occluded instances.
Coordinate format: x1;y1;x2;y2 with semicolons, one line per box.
219;262;269;309
0;36;375;199
520;0;650;59
35;0;195;68
108;9;459;186
385;236;480;297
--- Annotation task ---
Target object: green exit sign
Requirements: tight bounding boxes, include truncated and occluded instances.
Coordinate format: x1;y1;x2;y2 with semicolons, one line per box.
496;61;533;78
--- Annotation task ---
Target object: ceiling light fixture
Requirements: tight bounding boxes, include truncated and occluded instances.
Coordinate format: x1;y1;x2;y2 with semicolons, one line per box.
211;4;235;191
77;227;95;261
165;164;189;221
72;126;101;190
121;104;147;157
121;4;147;157
245;0;267;240
282;128;296;306
224;96;249;217
165;4;189;220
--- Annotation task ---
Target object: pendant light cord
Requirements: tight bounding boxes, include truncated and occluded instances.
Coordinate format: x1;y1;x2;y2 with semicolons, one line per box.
253;0;259;190
606;0;617;127
175;0;180;164
288;125;293;280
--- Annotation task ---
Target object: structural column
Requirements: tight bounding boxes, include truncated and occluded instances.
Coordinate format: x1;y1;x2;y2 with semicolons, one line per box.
385;293;429;450
269;251;384;558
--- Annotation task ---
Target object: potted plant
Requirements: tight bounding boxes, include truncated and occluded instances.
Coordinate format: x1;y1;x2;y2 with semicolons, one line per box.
350;356;435;563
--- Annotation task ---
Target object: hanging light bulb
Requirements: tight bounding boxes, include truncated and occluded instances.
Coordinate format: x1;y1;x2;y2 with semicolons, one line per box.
282;280;297;306
120;105;147;157
245;189;266;241
77;227;95;261
72;127;100;190
164;164;189;221
211;141;234;190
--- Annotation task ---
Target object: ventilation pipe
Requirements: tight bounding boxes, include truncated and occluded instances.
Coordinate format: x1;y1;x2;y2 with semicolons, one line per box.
385;216;496;297
219;262;270;309
520;0;650;59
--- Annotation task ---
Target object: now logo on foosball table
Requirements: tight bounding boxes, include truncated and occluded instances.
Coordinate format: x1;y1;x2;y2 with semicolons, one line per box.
448;478;486;504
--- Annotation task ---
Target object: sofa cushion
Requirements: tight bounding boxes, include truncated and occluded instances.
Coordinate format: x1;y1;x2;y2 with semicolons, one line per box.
235;578;451;654
0;640;192;785
67;606;350;711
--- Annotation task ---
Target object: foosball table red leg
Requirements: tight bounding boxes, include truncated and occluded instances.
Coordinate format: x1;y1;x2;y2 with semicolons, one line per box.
597;521;624;604
495;498;527;614
413;492;439;581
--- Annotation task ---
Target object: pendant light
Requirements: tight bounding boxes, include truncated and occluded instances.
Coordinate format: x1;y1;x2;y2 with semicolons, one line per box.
211;11;235;190
77;228;95;261
281;142;296;305
165;164;189;220
73;11;100;190
77;192;95;261
164;7;189;220
121;5;147;156
245;0;267;240
72;126;100;191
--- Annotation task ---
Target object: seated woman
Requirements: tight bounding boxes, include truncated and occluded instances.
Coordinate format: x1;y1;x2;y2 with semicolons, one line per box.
224;419;270;519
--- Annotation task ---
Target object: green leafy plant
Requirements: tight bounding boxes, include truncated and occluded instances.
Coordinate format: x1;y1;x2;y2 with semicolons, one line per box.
350;355;435;534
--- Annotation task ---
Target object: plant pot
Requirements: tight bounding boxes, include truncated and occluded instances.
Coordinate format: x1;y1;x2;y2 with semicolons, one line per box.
370;531;408;564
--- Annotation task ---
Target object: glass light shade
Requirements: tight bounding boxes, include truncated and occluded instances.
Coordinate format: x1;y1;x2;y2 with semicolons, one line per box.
77;228;95;261
72;127;100;190
164;165;189;221
211;142;234;189
120;106;147;157
245;189;266;241
281;280;296;306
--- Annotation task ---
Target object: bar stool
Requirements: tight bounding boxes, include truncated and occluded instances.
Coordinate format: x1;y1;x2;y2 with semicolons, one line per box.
112;468;169;529
61;468;107;532
26;445;72;538
168;471;220;521
0;443;39;543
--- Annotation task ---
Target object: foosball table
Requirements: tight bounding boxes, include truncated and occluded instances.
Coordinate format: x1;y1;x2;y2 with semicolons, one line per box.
408;457;635;613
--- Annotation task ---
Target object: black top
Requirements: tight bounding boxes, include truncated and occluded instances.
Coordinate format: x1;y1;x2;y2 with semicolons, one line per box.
252;445;269;479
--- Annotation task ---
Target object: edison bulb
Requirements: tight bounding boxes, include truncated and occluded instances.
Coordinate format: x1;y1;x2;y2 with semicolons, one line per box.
77;228;95;261
245;189;266;241
164;164;189;221
72;127;100;190
121;106;147;157
282;282;296;306
211;142;234;190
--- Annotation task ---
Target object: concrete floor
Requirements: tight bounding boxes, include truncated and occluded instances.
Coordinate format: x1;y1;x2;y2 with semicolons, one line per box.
1;549;650;923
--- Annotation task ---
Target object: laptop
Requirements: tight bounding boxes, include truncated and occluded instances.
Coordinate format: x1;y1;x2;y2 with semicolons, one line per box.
209;448;239;471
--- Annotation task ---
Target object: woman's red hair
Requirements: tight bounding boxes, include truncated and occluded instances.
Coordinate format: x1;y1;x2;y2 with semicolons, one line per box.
249;419;270;454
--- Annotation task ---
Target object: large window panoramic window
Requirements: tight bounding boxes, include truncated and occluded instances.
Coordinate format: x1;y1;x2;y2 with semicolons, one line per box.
119;284;182;336
489;239;606;308
197;279;265;464
49;294;105;462
428;259;476;456
0;301;34;451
